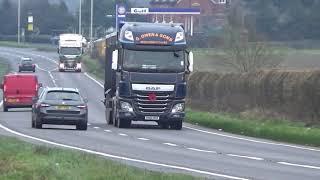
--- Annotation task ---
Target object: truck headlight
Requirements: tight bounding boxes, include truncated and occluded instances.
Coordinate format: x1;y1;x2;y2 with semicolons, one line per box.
175;32;185;42
59;63;64;68
124;30;134;41
76;63;81;69
172;103;185;113
120;101;133;112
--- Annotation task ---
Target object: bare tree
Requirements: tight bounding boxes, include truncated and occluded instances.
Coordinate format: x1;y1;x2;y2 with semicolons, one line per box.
219;0;285;73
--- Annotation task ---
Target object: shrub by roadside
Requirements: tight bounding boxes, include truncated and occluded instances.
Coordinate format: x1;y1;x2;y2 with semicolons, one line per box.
0;137;198;180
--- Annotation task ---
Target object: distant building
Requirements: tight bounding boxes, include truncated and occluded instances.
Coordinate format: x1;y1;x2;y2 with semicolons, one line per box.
149;0;230;35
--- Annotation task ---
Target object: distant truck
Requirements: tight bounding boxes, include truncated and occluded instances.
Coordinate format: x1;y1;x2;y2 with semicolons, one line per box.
103;22;194;130
57;34;85;72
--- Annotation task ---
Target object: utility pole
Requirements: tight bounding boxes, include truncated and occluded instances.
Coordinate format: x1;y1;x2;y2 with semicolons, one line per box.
79;0;82;35
90;0;93;52
18;0;21;44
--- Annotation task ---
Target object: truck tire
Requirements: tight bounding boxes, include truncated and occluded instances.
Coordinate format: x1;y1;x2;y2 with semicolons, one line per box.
106;108;113;125
76;120;87;130
117;117;131;128
158;122;169;129
171;120;183;130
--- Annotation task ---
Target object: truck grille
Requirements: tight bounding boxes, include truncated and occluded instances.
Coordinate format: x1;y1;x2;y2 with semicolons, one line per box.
133;91;173;114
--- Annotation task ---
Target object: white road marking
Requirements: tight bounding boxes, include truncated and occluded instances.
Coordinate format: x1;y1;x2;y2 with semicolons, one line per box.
119;133;128;137
93;127;100;129
187;148;216;154
87;123;91;126
0;122;248;180
278;162;320;170
227;154;264;161
84;73;104;88
184;126;320;152
104;130;112;133
48;71;57;87
138;138;150;141
81;69;320;153
163;143;178;147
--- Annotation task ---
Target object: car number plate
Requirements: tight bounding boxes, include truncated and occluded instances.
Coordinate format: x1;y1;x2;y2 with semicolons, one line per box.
145;116;160;121
57;106;69;110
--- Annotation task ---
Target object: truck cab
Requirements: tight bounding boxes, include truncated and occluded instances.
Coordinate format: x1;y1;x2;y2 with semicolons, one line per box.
104;22;193;130
57;34;84;72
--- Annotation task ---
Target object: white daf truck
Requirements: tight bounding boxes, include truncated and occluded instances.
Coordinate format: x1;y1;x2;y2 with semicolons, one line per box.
58;34;85;72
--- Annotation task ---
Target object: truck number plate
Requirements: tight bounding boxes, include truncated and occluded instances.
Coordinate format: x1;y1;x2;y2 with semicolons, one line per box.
145;116;159;121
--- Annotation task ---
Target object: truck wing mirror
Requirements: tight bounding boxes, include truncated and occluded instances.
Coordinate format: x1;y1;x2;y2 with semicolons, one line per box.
112;50;119;71
187;51;194;73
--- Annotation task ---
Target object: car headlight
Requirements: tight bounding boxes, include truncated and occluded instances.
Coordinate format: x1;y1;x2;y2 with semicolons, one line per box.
124;30;134;41
172;103;185;113
120;101;133;112
175;32;185;42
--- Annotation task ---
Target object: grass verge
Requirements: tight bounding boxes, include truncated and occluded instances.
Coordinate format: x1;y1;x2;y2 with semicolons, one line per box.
83;54;320;147
82;55;105;79
186;110;320;147
0;41;56;52
0;137;198;180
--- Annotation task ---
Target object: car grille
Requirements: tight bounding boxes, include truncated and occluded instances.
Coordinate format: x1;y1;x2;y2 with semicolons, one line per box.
46;110;80;115
133;91;173;114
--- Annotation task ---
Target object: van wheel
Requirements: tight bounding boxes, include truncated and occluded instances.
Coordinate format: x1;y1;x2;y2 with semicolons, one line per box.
3;105;8;112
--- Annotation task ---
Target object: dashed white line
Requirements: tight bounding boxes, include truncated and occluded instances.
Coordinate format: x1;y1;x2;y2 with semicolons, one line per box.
163;143;178;147
138;138;150;141
227;154;264;161
119;133;128;137
187;148;216;154
184;126;320;152
0;122;248;180
87;123;91;126
278;162;320;170
104;130;112;133
93;127;100;129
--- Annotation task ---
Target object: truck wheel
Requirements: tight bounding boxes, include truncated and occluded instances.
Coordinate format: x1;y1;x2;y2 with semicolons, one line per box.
172;120;183;130
117;117;131;128
158;122;169;129
35;117;43;129
76;120;88;130
106;108;113;125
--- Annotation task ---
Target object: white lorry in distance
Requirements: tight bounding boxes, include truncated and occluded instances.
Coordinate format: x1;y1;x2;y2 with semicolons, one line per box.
58;34;85;72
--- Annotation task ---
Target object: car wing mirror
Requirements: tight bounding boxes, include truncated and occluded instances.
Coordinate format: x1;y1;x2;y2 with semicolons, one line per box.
0;83;3;89
39;83;43;88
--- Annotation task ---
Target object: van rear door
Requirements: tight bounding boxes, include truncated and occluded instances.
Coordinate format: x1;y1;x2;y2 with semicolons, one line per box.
4;75;38;104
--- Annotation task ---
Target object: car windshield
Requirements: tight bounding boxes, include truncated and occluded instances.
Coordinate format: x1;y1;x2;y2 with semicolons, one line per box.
45;91;81;101
60;47;81;55
123;50;185;73
22;60;32;65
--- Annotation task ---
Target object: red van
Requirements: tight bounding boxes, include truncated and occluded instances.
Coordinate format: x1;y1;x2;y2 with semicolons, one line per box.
1;73;42;112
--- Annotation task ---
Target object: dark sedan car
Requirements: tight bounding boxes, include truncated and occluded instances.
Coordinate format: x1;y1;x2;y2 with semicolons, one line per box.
32;87;88;130
19;57;36;72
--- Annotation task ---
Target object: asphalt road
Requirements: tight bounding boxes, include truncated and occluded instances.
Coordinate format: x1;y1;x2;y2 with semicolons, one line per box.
1;47;320;180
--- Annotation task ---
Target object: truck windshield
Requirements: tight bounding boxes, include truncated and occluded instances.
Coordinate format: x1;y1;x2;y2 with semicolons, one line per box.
60;47;81;55
123;50;185;73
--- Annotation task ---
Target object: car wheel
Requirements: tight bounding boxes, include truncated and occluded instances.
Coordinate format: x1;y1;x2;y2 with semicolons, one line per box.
171;120;183;130
35;116;42;129
76;120;87;130
3;104;9;112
